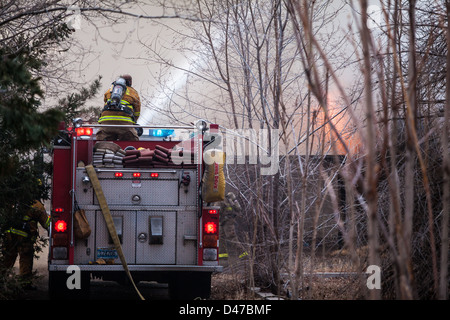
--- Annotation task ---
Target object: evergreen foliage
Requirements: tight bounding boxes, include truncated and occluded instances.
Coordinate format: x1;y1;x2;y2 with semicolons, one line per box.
0;20;100;298
57;75;102;125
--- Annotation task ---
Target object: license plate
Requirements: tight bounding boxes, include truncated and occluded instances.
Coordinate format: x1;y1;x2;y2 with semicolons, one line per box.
96;247;118;259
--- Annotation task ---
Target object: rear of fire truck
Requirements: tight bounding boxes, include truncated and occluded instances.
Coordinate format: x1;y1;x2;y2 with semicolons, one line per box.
48;120;223;299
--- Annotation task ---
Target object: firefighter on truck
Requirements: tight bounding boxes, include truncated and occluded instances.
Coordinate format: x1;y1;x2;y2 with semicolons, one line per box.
97;74;141;141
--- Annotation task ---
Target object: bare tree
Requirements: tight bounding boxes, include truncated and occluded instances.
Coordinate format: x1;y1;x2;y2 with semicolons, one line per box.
440;0;450;301
100;0;450;300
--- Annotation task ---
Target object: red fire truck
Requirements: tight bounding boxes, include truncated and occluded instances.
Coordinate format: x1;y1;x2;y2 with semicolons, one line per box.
48;120;223;299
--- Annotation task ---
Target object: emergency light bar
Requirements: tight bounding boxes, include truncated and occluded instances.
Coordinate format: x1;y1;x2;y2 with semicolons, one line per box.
75;127;93;136
149;129;174;137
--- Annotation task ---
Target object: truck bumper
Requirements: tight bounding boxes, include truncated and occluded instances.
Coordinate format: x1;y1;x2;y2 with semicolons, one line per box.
49;264;223;273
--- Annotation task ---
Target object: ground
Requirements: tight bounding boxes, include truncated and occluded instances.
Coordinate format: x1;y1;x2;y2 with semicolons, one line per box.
11;224;366;300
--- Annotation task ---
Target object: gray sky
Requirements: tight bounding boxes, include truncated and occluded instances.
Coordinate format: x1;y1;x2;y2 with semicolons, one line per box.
62;2;193;125
62;0;382;129
70;15;169;124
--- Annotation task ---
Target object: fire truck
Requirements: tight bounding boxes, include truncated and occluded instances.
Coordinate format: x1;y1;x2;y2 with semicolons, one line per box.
48;120;223;299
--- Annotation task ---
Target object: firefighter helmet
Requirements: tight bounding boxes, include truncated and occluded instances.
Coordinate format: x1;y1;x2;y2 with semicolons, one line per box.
121;74;132;87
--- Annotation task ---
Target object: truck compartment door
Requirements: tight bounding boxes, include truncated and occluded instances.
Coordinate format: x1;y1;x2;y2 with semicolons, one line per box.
95;210;136;264
136;211;176;264
176;211;197;265
73;210;96;264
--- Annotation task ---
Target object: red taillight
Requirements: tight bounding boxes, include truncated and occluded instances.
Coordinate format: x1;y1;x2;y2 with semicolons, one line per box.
54;207;64;213
133;172;141;178
114;172;123;178
75;127;93;136
150;173;159;178
55;220;67;232
208;209;217;214
204;222;217;234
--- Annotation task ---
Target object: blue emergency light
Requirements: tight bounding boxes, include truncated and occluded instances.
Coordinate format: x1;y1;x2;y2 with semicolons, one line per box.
149;129;174;137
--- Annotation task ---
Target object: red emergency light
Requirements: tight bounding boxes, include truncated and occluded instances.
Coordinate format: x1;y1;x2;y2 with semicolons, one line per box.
55;220;67;232
133;172;141;178
150;173;159;178
208;209;217;214
114;172;123;178
54;207;64;213
75;127;93;136
204;222;217;234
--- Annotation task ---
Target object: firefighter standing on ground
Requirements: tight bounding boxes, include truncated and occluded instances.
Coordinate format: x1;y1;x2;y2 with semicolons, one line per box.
97;74;141;141
1;200;50;289
220;192;247;266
